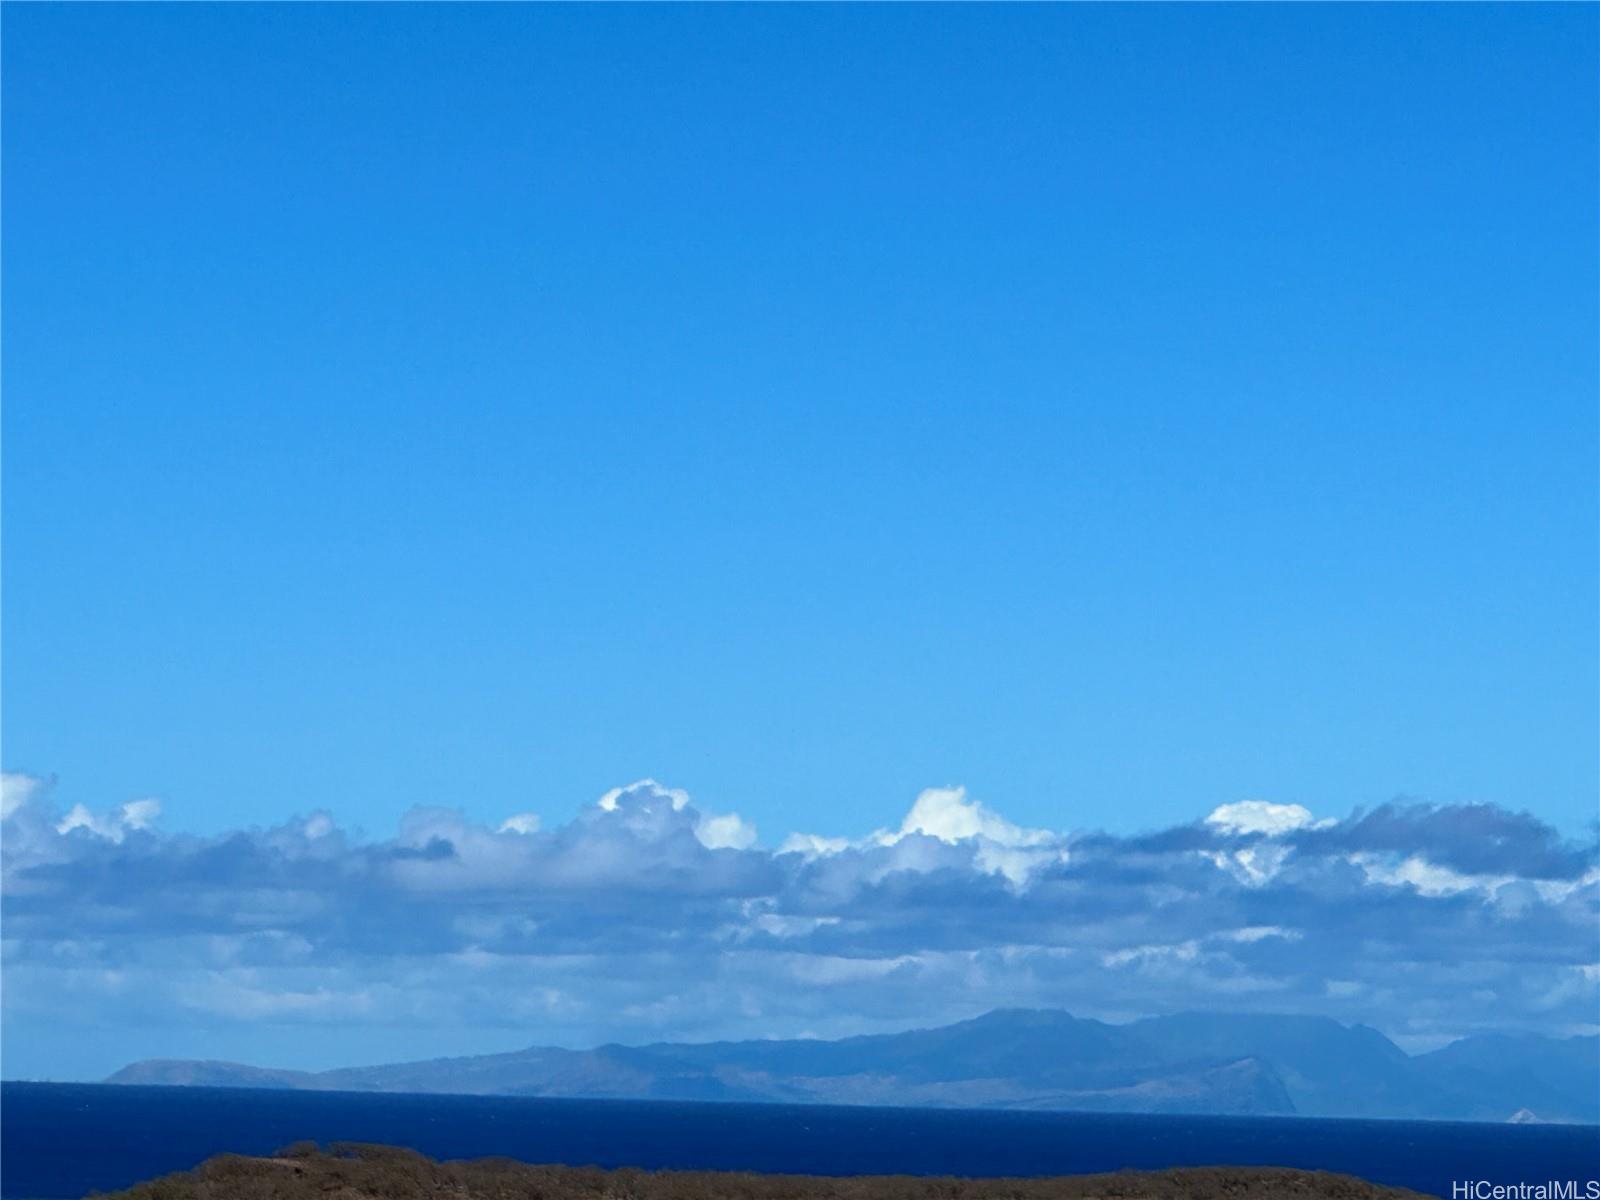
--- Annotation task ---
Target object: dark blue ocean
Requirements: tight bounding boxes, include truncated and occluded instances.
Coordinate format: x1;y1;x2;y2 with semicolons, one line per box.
2;1083;1596;1200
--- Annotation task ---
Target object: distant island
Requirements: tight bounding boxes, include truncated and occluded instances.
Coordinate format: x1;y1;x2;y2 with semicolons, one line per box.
106;1007;1600;1124
94;1141;1438;1200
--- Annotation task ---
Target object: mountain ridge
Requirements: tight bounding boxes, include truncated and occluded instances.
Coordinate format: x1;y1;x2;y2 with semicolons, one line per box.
104;1008;1599;1124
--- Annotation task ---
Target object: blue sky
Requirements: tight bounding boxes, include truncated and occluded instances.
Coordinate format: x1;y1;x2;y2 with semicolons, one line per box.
2;6;1597;1078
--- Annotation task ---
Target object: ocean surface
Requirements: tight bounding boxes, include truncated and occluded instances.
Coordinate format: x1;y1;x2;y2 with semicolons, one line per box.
2;1083;1596;1200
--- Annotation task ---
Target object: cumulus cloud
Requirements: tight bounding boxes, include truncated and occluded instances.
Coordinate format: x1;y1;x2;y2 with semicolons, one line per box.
781;786;1065;886
588;779;758;851
598;779;689;813
898;786;1049;847
1206;800;1329;837
2;771;1595;1074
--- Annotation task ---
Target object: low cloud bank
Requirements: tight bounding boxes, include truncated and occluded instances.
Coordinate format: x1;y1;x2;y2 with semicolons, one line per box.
2;772;1595;1061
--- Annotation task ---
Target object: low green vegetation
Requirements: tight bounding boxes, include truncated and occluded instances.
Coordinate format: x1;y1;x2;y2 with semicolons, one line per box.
92;1142;1433;1200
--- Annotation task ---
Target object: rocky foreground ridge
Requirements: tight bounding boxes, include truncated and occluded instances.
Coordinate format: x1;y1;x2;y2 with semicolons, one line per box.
94;1142;1438;1200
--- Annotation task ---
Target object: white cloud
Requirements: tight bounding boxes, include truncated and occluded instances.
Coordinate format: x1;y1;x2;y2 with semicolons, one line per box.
696;812;757;850
779;833;852;857
598;779;688;813
897;786;1053;848
1349;852;1513;898
1205;841;1292;887
782;787;1066;885
3;776;1596;1059
1218;925;1301;944
974;842;1067;887
1;772;48;820
54;798;162;843
591;779;756;851
1206;799;1327;837
122;799;162;830
1103;940;1202;968
724;911;841;941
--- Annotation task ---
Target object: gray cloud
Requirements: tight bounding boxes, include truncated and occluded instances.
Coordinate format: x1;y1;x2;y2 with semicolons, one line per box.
2;773;1595;1076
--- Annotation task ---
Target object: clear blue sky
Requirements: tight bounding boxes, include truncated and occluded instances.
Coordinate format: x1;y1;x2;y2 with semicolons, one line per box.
4;4;1596;842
